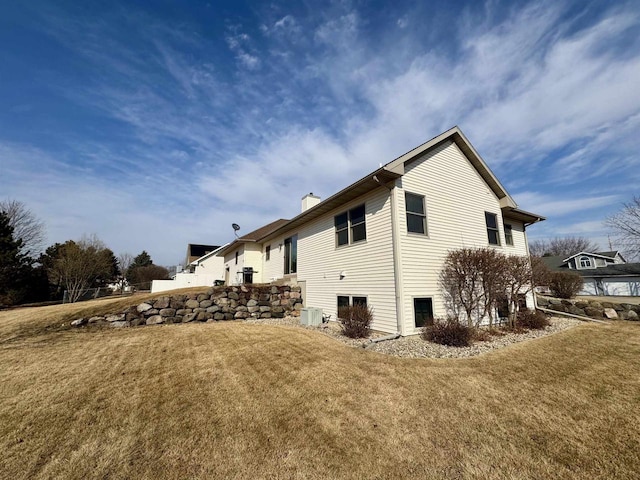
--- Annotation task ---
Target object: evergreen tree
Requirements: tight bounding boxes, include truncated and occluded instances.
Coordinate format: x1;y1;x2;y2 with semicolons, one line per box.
0;212;34;305
131;250;153;269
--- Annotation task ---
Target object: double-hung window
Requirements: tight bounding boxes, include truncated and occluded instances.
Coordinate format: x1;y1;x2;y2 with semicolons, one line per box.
485;212;500;246
335;205;366;246
504;224;513;246
405;192;427;234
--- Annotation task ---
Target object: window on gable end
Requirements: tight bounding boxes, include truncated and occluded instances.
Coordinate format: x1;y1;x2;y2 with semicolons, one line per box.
579;256;593;268
485;212;500;246
405;192;427;235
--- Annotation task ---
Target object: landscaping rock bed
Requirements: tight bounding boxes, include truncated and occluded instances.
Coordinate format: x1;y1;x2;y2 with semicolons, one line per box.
538;295;640;320
248;316;583;359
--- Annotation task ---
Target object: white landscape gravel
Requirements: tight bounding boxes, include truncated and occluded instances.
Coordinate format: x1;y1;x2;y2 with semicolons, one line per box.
245;316;583;359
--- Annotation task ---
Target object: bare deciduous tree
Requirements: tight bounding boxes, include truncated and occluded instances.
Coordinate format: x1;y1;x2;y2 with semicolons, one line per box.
528;236;600;257
116;252;134;292
606;196;640;260
52;235;115;302
0;199;46;257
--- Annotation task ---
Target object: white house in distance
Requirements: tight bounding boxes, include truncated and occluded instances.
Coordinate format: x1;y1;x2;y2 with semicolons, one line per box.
151;244;227;293
215;126;544;336
542;251;640;296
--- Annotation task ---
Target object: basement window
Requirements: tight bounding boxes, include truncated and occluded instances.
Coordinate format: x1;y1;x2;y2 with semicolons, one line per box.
414;298;434;328
337;295;368;310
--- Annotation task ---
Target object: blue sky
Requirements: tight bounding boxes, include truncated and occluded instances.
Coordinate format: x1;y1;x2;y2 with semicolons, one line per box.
1;0;639;265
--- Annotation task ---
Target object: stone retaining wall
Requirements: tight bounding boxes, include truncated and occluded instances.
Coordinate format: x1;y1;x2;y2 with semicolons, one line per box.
71;284;303;328
537;296;640;320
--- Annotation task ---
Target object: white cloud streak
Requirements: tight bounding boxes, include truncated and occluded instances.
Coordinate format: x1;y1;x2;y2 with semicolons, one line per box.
2;0;639;263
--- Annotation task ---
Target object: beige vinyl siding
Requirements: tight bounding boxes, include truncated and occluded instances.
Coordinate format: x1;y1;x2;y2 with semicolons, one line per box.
193;254;225;281
297;188;397;334
396;140;529;333
223;245;245;285
500;219;529;257
243;243;263;283
261;235;289;282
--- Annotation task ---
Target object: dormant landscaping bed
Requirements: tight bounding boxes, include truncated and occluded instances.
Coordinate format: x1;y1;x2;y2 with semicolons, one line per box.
247;315;583;358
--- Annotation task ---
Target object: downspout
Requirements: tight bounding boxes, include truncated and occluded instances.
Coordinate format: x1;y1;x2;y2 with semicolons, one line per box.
373;175;404;337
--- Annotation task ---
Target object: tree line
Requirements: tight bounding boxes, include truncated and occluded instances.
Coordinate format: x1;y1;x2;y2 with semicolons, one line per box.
0;200;169;306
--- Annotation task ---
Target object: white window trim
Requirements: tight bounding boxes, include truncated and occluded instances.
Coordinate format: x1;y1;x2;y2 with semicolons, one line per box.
405;191;428;236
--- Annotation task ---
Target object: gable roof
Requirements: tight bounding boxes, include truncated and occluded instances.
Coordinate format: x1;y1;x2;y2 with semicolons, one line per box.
187;243;220;258
189;243;229;266
562;251;619;263
596;251;619;258
216;219;289;256
542;253;640;278
567;263;640;278
258;126;544;243
217;126;545;250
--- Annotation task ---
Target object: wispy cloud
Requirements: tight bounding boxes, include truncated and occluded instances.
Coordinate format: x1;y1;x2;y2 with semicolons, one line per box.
2;0;639;263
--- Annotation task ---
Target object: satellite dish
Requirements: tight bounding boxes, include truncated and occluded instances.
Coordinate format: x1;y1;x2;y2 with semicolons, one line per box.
232;223;241;238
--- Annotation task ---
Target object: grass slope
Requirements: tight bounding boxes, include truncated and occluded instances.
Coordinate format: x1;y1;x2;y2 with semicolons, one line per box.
1;298;640;479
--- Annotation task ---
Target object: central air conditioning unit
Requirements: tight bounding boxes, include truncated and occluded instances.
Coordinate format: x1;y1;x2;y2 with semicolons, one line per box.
300;307;323;327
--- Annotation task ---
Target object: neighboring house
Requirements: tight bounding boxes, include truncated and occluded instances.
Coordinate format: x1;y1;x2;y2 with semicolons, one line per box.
185;244;220;266
221;219;290;285
152;244;228;293
542;251;640;296
215;126;544;335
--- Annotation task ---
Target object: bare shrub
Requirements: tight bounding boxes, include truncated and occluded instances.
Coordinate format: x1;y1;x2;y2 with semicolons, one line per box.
338;304;372;338
422;318;474;347
550;272;583;299
439;248;507;327
516;310;550;330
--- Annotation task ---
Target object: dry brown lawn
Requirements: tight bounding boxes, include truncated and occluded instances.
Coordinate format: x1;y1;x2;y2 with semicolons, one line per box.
1;296;640;479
